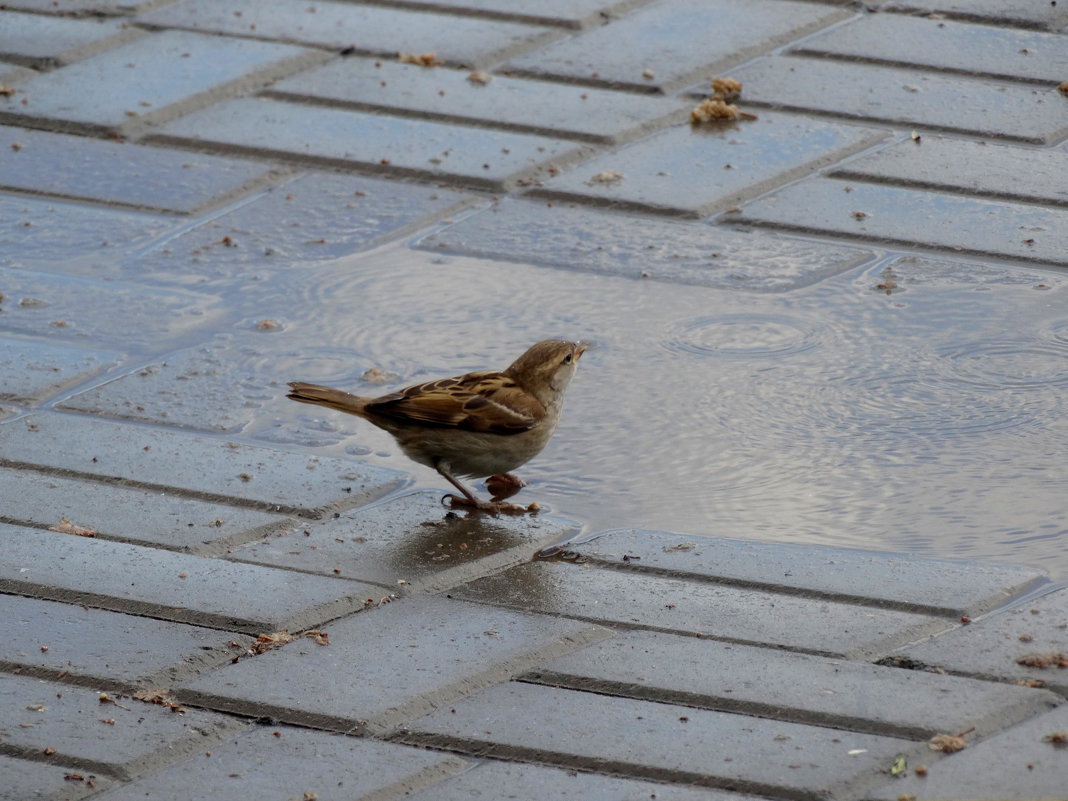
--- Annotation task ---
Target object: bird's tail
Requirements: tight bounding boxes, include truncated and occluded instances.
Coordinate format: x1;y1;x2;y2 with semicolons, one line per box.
286;382;369;416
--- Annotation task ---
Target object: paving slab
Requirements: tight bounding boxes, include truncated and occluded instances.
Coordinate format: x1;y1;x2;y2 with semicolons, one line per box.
0;30;319;135
882;0;1068;31
733;177;1068;268
0;126;279;214
0;266;222;346
868;704;1068;801
3;0;158;13
0;753;104;801
0;336;119;404
791;14;1068;84
416;197;874;291
0;467;286;553
405;759;763;801
526;630;1060;740
830;136;1068;207
140;0;557;67
0;413;404;516
454;560;950;658
149;97;586;191
530;111;886;215
399;681;917;799
382;0;646;29
723;55;1068;144
0;523;384;633
0;11;134;69
568;530;1046;617
894;587;1068;697
504;0;847;93
0;595;251;687
87;725;465;801
178;595;604;732
227;490;578;589
265;56;688;144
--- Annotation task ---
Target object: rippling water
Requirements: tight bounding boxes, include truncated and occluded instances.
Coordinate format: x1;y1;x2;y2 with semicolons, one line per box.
210;244;1067;580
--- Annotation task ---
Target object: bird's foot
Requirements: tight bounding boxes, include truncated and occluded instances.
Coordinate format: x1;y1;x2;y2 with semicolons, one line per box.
442;493;529;515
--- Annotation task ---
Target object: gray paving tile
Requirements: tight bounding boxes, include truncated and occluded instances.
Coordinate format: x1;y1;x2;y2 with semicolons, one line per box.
733;177;1068;267
265;57;687;144
1;674;239;775
724;55;1068;144
149;97;586;190
453;560;949;658
3;0;158;12
0;10;133;68
89;726;464;801
530;630;1059;739
570;530;1046;617
895;587;1068;696
882;0;1068;31
0;595;251;686
0;126;278;213
0;753;105;801
0;336;119;404
792;14;1068;84
831;136;1068;207
401;682;916;799
416;197;873;291
228;490;578;588
0;467;285;552
505;0;847;92
0;413;403;515
406;759;761;801
383;0;646;29
140;0;556;67
178;596;602;730
868;704;1068;801
0;523;382;632
0;30;316;134
533;111;887;215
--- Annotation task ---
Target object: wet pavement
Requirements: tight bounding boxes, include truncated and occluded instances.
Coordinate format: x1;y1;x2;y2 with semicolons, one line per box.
1;2;1067;800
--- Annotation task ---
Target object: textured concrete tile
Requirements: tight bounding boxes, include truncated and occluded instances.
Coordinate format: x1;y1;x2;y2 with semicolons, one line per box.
0;195;181;275
0;266;222;345
266;57;687;144
150;97;585;190
895;588;1068;696
530;630;1059;739
406;759;760;801
89;727;463;801
505;0;847;92
725;55;1068;144
0;30;315;133
0;674;237;775
0;413;403;515
831;136;1068;207
402;682;915;799
178;596;601;730
0;468;285;552
140;0;555;67
99;170;476;282
416;198;873;291
228;490;578;588
453;561;948;657
570;530;1045;617
0;595;250;685
0;523;382;632
0;11;132;68
869;704;1068;801
0;753;106;801
534;111;887;215
883;0;1068;31
0;336;118;404
733;177;1068;267
792;14;1068;84
0;126;277;213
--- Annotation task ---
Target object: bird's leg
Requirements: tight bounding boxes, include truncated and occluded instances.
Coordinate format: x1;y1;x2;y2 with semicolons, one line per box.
436;461;526;514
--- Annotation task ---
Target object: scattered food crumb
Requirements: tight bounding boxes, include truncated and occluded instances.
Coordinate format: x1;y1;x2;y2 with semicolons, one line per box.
49;517;97;538
928;728;973;753
663;541;695;552
399;51;442;67
691;98;740;122
1017;651;1068;668
467;71;491;84
710;76;742;102
587;170;623;185
1042;730;1068;745
642;68;655;79
1058;81;1068;96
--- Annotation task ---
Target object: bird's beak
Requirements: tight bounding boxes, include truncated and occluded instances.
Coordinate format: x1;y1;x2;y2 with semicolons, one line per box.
575;342;588;360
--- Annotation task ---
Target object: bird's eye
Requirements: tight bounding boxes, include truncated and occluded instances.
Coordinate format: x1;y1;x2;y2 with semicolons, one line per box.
562;353;573;364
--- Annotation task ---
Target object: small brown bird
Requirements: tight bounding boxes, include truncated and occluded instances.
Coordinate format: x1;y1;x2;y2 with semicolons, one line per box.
287;339;585;513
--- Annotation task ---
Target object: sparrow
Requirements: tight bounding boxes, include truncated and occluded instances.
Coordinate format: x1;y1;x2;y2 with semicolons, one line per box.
287;339;585;513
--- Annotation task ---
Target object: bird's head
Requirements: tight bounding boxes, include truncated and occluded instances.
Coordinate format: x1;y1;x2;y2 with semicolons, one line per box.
506;339;586;403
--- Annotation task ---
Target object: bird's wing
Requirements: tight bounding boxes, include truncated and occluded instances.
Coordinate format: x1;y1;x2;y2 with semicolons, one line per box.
365;371;542;434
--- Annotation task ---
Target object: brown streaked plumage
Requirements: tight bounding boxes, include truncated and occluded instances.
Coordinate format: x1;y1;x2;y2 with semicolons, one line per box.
287;339;585;513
